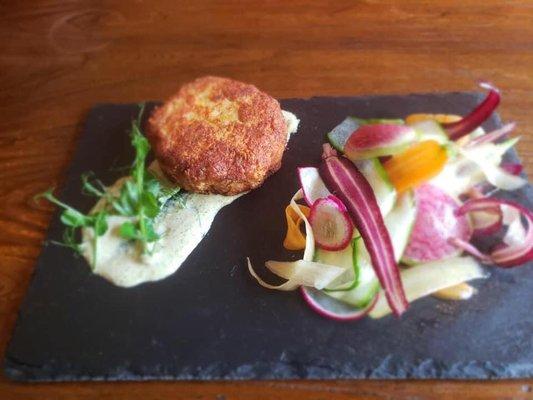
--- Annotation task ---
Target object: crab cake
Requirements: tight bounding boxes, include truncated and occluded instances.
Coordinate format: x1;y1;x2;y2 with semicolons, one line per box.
147;76;291;195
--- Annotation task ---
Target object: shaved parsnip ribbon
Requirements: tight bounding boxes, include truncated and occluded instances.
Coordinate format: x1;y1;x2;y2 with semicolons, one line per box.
459;141;526;191
370;257;487;318
247;259;349;291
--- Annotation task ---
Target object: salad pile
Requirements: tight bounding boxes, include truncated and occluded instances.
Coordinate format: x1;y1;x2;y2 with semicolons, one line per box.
249;83;533;320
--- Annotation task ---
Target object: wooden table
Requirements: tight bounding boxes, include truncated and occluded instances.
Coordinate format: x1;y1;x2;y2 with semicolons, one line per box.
1;1;532;398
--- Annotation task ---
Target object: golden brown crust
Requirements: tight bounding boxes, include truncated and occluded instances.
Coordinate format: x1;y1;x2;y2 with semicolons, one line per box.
146;76;287;195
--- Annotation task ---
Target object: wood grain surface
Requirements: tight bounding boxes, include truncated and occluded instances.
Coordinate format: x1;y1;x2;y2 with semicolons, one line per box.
1;1;532;399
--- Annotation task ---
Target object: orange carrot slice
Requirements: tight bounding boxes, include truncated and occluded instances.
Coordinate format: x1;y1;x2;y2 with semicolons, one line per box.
383;140;448;193
406;113;462;125
283;204;311;250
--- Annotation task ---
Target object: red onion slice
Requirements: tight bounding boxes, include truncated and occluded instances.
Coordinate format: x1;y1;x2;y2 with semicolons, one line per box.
443;82;501;141
455;198;533;268
471;207;503;236
301;286;378;321
501;163;524;176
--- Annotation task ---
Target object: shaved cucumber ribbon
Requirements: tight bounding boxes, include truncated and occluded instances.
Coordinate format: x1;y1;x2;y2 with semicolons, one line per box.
247;190;354;291
355;159;397;217
324;192;416;308
385;191;417;261
370;256;487;319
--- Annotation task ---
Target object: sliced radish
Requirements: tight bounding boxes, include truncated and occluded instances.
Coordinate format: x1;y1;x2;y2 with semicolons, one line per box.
402;184;472;264
297;167;331;206
309;195;353;251
301;286;378;321
344;124;417;160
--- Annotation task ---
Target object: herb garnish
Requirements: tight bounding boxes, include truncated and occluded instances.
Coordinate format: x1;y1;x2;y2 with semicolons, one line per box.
35;189;108;268
36;104;181;266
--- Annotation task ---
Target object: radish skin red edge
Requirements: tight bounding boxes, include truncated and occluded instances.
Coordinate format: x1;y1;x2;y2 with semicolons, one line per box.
442;82;501;141
318;144;409;316
301;287;379;321
344;124;416;160
309;195;354;251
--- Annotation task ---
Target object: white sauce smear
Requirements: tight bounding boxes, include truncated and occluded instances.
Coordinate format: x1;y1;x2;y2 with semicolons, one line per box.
81;110;299;287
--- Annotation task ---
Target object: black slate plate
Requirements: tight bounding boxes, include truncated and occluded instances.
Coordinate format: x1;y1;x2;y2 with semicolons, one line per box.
4;93;533;381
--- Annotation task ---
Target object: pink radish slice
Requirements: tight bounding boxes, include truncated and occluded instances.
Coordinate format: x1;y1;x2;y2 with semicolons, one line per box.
318;144;408;317
298;167;331;206
344;124;416;160
443;82;501;141
308;195;353;251
301;287;378;321
403;184;472;264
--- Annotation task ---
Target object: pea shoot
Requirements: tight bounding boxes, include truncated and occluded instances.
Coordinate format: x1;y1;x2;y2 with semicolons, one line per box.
36;104;182;265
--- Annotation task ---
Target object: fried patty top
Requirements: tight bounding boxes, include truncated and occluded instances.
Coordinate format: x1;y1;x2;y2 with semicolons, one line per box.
147;76;288;195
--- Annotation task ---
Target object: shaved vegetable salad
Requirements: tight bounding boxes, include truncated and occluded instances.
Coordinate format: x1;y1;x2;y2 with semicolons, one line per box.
248;83;532;320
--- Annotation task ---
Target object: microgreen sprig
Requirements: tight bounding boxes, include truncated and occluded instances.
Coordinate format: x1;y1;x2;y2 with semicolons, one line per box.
37;103;183;265
35;189;108;269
